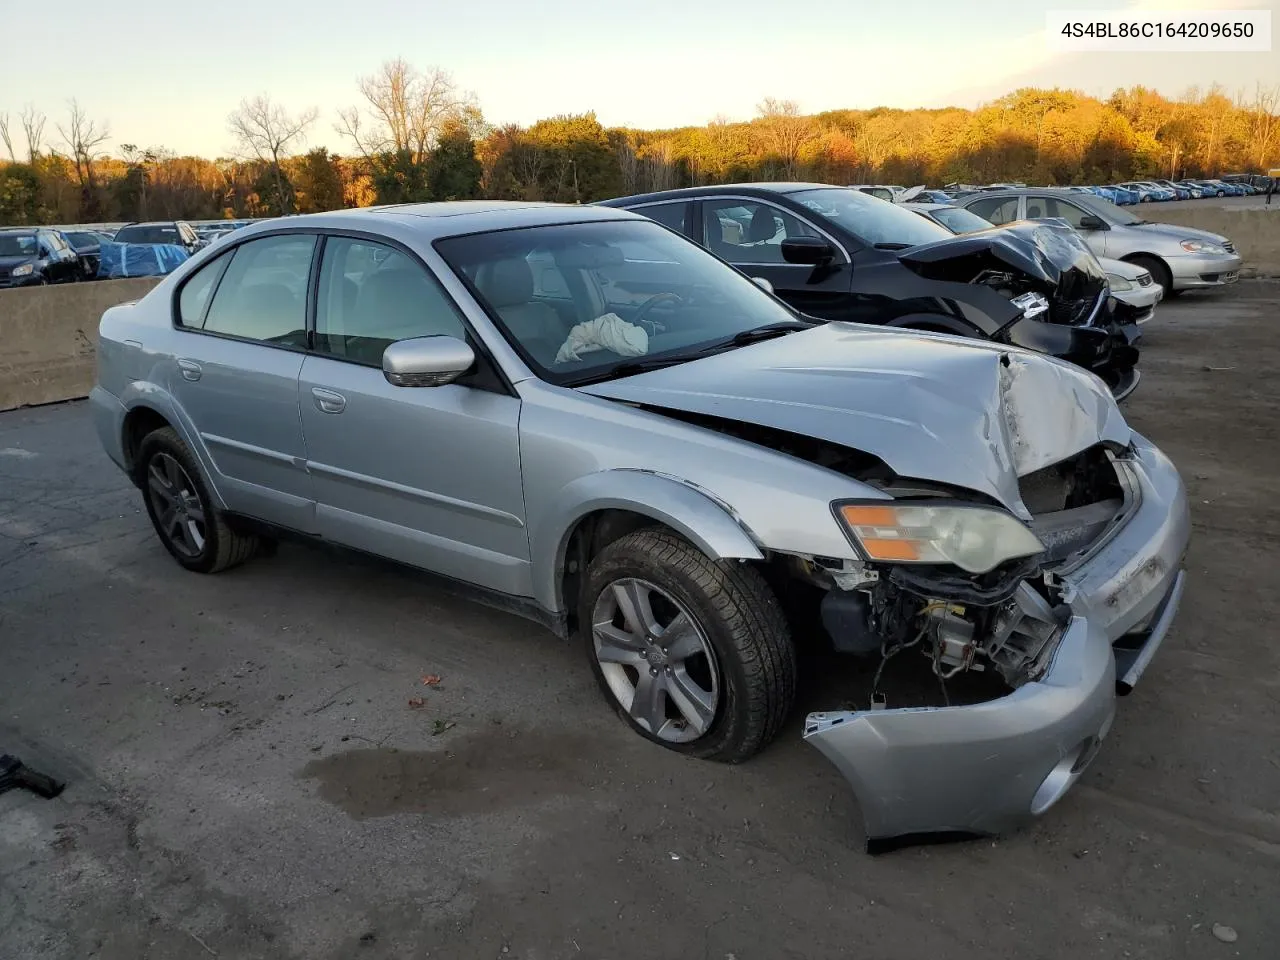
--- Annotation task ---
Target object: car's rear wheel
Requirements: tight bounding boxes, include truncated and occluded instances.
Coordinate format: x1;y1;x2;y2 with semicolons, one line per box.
137;427;261;573
579;528;795;762
1127;254;1174;299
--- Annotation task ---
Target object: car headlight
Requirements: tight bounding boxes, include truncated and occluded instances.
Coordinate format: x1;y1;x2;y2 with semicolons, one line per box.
835;502;1045;574
1180;239;1229;256
1107;273;1134;293
11;263;34;277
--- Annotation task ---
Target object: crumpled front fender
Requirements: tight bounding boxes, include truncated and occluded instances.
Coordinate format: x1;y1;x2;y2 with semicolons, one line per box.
803;616;1116;851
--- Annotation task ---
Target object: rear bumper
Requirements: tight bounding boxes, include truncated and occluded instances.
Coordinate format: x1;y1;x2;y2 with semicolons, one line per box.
89;385;129;474
803;433;1190;849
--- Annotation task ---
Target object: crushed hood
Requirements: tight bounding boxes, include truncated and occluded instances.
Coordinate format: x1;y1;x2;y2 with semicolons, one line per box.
580;324;1131;518
900;219;1108;326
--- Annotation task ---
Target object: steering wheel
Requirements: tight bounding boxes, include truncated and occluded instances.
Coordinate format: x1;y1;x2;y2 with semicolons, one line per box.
630;292;683;332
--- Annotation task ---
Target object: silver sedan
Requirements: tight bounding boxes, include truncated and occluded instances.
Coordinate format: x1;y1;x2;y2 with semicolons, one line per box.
90;202;1190;849
958;188;1242;296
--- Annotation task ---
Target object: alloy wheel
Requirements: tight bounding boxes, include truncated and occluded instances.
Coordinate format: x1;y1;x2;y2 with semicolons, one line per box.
146;452;207;559
591;578;720;743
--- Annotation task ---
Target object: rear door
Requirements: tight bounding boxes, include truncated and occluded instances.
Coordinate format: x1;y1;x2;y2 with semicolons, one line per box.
695;197;852;318
169;232;317;532
961;195;1023;226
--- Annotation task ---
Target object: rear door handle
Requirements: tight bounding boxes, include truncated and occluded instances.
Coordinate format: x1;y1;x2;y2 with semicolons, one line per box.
311;387;346;414
177;359;202;381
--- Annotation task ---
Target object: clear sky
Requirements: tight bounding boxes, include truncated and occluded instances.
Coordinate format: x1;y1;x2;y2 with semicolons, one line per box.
1;0;1276;159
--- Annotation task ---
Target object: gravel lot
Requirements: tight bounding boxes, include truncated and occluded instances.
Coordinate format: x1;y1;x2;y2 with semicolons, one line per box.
2;286;1278;960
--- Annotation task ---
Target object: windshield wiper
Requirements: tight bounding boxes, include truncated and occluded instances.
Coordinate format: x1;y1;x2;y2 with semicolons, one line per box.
874;241;913;250
567;355;694;386
722;319;816;346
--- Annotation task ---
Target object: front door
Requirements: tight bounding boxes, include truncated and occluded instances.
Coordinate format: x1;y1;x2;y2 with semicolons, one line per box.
169;233;317;532
298;235;530;597
696;198;852;319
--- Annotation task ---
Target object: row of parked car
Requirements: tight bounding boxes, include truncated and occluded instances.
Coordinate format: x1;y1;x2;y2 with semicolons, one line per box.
0;219;255;288
853;174;1273;207
90;185;1198;848
601;178;1242;403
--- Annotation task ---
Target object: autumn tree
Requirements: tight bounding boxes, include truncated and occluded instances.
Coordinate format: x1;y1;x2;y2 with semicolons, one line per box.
228;94;317;215
55;100;110;219
754;99;818;180
291;148;345;213
1240;83;1280;169
425;121;482;201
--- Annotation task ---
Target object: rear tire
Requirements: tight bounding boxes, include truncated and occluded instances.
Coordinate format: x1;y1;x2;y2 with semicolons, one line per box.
136;427;262;573
1128;255;1174;299
579;528;796;762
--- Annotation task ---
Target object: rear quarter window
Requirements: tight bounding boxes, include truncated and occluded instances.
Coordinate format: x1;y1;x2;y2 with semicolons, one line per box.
177;251;234;328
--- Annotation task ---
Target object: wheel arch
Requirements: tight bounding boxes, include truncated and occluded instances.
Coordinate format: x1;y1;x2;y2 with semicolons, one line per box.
114;382;227;509
531;470;766;631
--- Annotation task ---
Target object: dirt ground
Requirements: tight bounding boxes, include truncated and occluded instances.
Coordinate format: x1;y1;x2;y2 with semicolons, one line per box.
1;287;1278;960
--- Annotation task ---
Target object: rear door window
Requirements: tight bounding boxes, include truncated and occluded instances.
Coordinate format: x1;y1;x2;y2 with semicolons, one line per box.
631;201;689;235
964;196;1021;225
201;235;316;347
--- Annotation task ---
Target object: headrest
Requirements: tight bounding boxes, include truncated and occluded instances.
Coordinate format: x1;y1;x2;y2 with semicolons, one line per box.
480;259;534;307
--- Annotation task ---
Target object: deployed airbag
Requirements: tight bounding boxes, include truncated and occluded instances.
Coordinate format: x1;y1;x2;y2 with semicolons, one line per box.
555;313;649;364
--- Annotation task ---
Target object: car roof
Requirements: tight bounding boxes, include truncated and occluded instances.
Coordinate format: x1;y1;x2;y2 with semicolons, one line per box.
598;183;840;207
225;200;644;242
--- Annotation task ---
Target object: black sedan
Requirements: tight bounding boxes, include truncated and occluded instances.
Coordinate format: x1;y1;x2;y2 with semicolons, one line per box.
599;184;1140;398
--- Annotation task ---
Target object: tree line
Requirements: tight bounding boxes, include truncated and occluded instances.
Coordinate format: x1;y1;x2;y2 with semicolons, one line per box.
2;60;1277;227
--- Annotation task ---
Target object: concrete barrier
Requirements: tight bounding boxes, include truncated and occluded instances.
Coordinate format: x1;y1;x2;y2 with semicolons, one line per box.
1139;206;1280;278
0;278;161;412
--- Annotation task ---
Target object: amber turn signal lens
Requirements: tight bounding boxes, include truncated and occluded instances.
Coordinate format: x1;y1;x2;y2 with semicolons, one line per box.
838;505;899;527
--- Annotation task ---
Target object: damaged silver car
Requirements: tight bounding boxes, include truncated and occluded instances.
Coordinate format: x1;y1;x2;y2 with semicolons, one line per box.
89;202;1190;850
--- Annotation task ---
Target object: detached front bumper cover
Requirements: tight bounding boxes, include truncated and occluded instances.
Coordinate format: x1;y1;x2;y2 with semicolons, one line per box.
804;434;1190;851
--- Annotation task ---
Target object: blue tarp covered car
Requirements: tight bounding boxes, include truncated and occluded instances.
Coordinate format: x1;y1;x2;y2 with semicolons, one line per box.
96;242;190;279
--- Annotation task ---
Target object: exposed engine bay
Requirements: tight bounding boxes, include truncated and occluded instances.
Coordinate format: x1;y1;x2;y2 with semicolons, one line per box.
787;442;1129;710
650;401;1132;710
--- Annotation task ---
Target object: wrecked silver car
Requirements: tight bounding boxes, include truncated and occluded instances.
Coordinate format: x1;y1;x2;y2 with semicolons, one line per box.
90;202;1190;850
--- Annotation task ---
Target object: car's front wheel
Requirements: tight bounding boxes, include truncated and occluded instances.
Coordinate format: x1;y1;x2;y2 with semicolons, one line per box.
579;528;796;762
136;427;262;573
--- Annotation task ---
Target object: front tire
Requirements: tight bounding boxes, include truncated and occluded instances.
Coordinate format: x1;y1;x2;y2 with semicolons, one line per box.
1128;254;1174;299
136;427;262;573
579;528;796;762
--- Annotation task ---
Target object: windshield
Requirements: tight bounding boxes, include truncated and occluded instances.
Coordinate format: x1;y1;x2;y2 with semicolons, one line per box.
0;234;38;257
435;219;805;386
115;224;181;244
789;188;951;248
1073;192;1144;225
926;206;995;235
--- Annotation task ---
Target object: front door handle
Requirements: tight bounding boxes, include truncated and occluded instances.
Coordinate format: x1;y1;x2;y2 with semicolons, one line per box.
177;359;202;381
311;387;346;414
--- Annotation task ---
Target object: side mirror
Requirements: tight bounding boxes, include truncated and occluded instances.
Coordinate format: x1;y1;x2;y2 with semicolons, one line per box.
780;236;835;265
382;336;475;387
1078;215;1107;230
750;276;774;294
